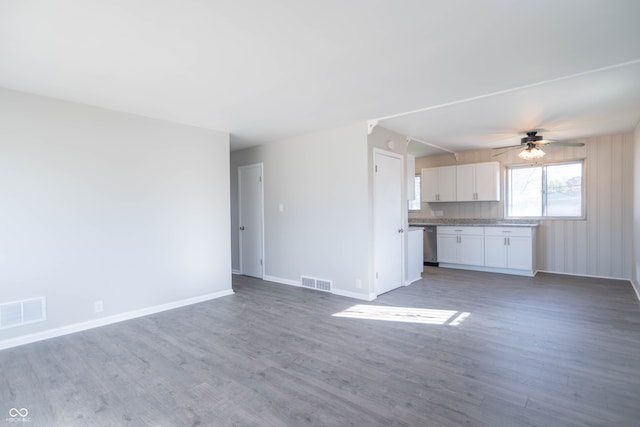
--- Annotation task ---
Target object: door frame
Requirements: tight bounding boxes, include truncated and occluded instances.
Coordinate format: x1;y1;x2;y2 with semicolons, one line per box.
238;163;265;278
372;148;406;296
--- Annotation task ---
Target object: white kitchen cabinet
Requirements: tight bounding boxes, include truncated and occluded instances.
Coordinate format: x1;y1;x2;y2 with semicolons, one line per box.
421;166;456;202
484;227;533;271
437;226;484;266
456;162;500;201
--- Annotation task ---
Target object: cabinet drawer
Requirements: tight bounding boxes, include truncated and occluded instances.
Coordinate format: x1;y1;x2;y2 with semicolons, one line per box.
437;226;484;236
484;226;532;237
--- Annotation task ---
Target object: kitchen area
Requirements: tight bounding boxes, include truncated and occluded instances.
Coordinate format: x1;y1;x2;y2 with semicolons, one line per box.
405;142;539;282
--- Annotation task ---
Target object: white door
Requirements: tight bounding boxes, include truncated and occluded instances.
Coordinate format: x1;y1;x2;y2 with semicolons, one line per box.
239;163;264;278
374;150;404;296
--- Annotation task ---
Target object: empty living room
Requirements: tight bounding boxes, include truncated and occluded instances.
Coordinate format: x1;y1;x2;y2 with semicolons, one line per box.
2;1;640;426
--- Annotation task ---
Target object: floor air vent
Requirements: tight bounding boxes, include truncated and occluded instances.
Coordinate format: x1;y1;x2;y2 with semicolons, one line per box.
0;297;46;330
300;276;332;292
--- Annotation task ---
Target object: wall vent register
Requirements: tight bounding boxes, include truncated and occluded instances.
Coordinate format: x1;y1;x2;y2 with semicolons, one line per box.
300;276;332;292
0;297;46;330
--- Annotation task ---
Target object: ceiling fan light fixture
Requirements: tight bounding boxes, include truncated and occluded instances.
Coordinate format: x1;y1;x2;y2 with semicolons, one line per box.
518;145;546;160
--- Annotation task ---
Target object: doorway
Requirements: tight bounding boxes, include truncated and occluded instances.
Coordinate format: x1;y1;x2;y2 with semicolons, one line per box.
238;163;264;278
373;149;404;296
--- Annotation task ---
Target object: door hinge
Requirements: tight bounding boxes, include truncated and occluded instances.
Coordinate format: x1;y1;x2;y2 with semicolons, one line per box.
260;259;263;265
376;272;378;279
375;165;378;173
259;176;262;182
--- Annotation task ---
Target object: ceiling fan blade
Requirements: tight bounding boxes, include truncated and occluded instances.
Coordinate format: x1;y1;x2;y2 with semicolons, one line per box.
492;146;522;157
492;143;521;150
547;141;585;147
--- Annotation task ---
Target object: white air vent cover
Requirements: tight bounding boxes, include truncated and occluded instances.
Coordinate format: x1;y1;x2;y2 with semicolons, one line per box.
0;297;46;329
300;276;332;293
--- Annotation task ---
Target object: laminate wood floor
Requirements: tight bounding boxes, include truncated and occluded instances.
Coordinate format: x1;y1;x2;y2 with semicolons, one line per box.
1;268;639;426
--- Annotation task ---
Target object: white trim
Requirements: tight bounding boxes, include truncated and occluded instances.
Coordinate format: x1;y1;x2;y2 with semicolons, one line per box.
262;275;377;301
404;276;422;286
238;163;265;279
0;289;234;351
439;263;536;277
263;275;301;287
232;269;241;275
536;269;633;282
331;289;377;301
631;278;640;302
371;59;640;123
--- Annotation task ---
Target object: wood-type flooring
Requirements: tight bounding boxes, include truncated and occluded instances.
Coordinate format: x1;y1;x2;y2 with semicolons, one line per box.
1;267;639;426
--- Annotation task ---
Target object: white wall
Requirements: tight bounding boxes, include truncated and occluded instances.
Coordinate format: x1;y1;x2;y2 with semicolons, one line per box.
633;122;640;298
411;133;634;280
0;88;232;345
230;123;371;299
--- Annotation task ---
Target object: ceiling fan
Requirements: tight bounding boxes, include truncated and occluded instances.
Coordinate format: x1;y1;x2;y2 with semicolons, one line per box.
493;131;585;160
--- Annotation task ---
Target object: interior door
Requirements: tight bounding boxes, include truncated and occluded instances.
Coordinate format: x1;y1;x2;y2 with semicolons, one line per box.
374;150;404;296
239;163;264;278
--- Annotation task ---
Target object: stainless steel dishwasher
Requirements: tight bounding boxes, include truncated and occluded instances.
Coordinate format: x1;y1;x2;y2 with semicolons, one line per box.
423;226;438;266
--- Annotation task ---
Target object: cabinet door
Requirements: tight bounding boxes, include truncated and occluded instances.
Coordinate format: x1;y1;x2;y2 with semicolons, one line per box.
437;235;459;263
421;168;439;202
437;166;457;201
507;236;532;270
474;162;500;201
484;235;508;267
459;235;485;266
456;164;475;201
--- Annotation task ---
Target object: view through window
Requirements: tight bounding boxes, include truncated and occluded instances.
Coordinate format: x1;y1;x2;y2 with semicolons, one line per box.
507;161;583;218
408;175;421;210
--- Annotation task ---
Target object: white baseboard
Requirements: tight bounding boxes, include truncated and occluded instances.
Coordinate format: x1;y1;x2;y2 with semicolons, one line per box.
439;263;535;277
404;276;422;286
0;288;235;351
263;275;301;287
262;275;376;301
232;269;241;275
632;279;640;302
536;269;630;281
331;288;376;301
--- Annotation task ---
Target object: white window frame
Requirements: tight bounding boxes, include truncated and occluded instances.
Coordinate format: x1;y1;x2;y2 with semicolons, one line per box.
408;174;421;211
505;160;586;220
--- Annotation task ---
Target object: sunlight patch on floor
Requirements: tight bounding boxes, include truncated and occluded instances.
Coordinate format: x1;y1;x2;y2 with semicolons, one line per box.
332;305;471;325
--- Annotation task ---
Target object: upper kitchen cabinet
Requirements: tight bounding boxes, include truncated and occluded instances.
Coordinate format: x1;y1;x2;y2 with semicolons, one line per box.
456;162;500;202
422;166;456;202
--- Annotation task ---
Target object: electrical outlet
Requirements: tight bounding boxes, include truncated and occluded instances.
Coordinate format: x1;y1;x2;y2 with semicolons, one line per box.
355;279;362;289
94;300;103;313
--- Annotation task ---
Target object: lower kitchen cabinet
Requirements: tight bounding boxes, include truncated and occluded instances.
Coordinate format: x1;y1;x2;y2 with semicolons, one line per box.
437;227;484;266
484;227;533;270
437;225;537;276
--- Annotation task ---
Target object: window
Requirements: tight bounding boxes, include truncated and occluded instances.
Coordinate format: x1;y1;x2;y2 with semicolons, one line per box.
408;175;421;211
507;161;584;218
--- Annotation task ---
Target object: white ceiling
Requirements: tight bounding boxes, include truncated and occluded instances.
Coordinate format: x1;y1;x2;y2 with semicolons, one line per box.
1;0;640;152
